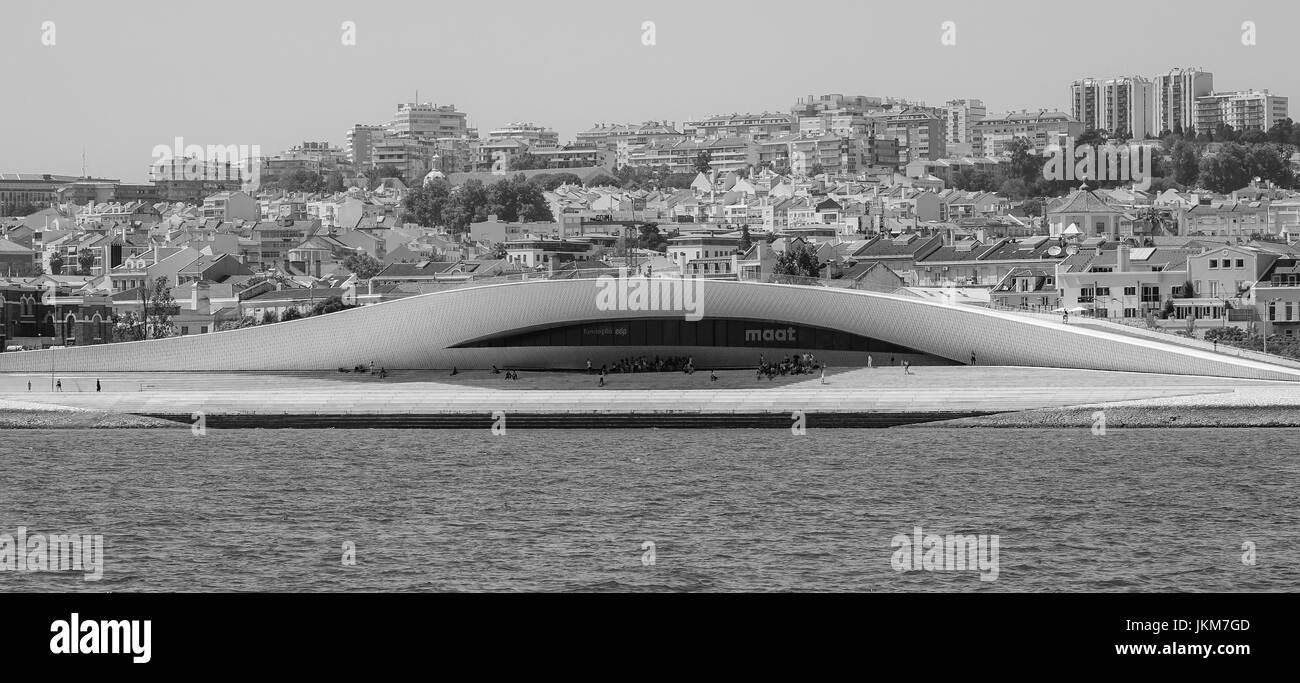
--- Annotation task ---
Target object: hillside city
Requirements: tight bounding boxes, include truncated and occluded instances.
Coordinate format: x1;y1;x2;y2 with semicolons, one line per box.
4;67;1300;359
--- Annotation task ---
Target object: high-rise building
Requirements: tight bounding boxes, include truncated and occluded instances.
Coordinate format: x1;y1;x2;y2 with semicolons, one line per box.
1153;68;1213;136
886;108;945;163
1196;90;1290;134
390;102;469;139
944;99;987;146
1071;76;1153;139
345;124;386;166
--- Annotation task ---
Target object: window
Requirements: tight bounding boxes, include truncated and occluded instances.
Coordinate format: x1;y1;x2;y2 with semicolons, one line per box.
1096;287;1110;296
200;326;208;334
1209;260;1218;268
181;326;189;335
1124;286;1137;296
1236;259;1244;268
1124;308;1139;318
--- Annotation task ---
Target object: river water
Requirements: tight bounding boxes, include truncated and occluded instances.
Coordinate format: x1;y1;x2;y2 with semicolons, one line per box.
0;427;1296;592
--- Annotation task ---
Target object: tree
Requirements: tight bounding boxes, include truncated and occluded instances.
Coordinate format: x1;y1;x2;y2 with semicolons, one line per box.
487;174;553;223
584;172;620;187
309;296;356;317
490;243;508;259
1005;137;1041;183
282;307;304;322
146;276;178;339
509;152;548;171
738;224;753;254
283;170;324;193
261;309;280;325
1169;140;1201;187
694;150;713;174
771;244;822;281
1197;143;1253;193
111;311;146;342
216;317;257;332
77;250;96;275
342;253;383;280
48;253;64;276
809;163;826;177
441;180;490;232
401;179;451;226
529;172;583;191
324;171;346;193
1247;144;1297;188
999;178;1031;200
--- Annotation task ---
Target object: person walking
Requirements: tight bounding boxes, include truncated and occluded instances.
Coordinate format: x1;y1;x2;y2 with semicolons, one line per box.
820;365;827;385
27;381;31;391
586;359;593;374
970;351;976;366
902;361;911;375
55;380;62;392
1062;311;1069;324
96;379;101;392
867;355;874;369
710;370;718;382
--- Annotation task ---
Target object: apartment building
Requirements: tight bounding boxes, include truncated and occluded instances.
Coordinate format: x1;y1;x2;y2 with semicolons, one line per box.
886;108;945;163
1153;68;1213;135
1070;76;1153;139
486;122;559;149
1195;90;1290;133
345;124;386;166
683;112;795;141
973;110;1084;156
390;102;469;139
944;99;987;150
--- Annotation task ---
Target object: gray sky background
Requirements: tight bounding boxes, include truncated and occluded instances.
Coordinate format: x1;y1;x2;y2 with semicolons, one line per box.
1;0;1295;182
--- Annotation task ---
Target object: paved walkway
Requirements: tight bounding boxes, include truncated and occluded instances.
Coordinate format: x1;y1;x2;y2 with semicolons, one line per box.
0;367;1282;417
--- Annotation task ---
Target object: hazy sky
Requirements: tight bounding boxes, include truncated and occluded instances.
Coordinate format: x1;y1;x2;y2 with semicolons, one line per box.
1;0;1295;181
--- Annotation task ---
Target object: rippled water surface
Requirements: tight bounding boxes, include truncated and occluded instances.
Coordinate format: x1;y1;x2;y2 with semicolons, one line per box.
1;428;1297;592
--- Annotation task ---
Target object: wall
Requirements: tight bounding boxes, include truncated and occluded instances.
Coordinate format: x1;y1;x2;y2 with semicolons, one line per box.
1;279;1299;381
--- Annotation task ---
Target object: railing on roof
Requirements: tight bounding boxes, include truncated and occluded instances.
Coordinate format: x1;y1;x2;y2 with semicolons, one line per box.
981;302;1300;370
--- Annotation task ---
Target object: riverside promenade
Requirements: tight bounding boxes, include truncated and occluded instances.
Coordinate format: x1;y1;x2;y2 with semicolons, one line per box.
1;366;1295;428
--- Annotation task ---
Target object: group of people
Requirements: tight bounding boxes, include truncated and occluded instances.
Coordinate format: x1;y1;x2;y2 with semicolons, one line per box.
756;353;820;380
598;355;695;374
491;366;521;380
342;361;386;378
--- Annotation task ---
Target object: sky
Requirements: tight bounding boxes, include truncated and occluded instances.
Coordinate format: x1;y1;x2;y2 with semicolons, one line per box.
0;0;1295;182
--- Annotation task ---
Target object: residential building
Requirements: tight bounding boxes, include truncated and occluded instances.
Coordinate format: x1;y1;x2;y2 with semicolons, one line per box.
390;102;469;139
202;191;259;222
886;108;945;162
345;124;386;166
1070;76;1153;139
1056;243;1193;320
944;99;987;151
973;110;1084;156
1153;68;1214;136
487;122;559;149
1195;90;1290;134
683;112;796;141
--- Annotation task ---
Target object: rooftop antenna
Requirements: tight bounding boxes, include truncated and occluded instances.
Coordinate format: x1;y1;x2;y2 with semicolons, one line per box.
82;148;86;178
